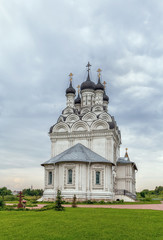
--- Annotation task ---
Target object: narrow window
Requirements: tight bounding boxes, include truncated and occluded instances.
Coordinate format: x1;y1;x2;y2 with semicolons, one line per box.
68;169;72;184
48;171;52;185
96;171;100;185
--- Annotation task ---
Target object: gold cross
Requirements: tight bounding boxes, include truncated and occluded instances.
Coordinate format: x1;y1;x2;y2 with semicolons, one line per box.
103;81;107;89
69;73;73;82
97;68;102;78
77;85;80;93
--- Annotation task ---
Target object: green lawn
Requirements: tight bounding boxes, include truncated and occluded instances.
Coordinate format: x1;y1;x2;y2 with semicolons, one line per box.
0;208;163;240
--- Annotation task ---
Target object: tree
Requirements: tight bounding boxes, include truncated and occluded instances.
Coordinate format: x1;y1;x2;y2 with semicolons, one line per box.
155;186;163;195
140;191;145;198
54;189;64;211
0;199;5;208
72;194;77;208
0;187;12;200
22;189;43;196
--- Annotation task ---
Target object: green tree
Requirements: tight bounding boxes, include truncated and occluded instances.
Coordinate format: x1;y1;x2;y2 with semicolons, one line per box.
0;199;5;208
22;189;43;196
0;187;12;200
140;191;145;198
155;186;163;195
54;189;64;211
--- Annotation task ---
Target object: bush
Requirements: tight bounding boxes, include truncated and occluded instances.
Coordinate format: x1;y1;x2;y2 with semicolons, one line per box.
54;190;64;211
0;199;5;208
84;200;94;204
4;195;17;201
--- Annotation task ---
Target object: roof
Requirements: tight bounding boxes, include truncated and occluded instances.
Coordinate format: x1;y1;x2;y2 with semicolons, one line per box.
95;77;104;91
66;81;76;94
75;93;81;104
103;90;109;102
41;143;114;166
81;72;96;91
117;157;138;170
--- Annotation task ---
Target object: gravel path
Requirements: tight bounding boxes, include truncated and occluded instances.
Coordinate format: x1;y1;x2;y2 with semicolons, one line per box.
63;202;163;211
6;202;163;211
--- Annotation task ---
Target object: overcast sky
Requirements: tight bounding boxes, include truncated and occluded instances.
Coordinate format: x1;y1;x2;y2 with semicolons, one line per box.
0;0;163;191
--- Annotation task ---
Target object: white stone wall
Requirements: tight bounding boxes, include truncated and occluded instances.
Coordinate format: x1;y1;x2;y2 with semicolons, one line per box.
43;162;114;201
116;164;136;195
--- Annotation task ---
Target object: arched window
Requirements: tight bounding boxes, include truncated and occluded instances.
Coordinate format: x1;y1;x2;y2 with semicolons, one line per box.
68;169;72;184
48;171;52;185
96;171;100;185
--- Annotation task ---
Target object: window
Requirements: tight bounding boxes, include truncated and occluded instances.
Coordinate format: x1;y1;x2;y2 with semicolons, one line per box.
96;171;100;185
48;171;52;185
68;169;72;184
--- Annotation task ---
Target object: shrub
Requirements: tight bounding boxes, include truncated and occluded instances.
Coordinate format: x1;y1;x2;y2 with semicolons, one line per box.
4;195;17;201
85;200;94;204
54;190;64;211
0;199;5;208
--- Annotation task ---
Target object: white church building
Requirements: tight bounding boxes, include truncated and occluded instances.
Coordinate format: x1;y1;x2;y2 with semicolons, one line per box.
41;62;137;202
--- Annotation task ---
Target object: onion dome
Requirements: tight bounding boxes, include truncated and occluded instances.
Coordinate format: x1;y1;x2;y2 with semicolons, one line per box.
81;72;96;91
75;93;81;104
95;77;104;91
81;62;96;91
66;73;76;95
103;90;109;102
66;81;76;94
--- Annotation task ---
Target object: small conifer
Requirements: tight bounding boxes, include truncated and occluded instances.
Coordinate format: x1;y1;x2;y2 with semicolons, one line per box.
54;189;64;211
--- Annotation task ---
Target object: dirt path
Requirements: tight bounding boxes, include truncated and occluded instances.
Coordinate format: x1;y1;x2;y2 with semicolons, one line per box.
63;203;163;211
6;202;163;211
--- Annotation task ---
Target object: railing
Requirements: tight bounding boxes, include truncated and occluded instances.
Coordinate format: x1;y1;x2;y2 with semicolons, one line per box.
115;189;137;200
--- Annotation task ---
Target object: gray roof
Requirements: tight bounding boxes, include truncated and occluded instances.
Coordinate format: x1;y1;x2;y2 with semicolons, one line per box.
41;143;114;166
117;157;138;170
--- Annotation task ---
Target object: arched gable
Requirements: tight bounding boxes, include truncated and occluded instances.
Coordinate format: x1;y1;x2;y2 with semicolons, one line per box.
57;116;64;123
82;112;97;122
90;119;110;131
66;114;80;123
62;107;74;115
80;107;90;115
71;120;89;132
99;112;112;122
52;122;70;133
92;105;103;113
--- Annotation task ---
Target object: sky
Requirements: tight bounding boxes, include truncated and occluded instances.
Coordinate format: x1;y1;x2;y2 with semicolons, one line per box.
0;0;163;191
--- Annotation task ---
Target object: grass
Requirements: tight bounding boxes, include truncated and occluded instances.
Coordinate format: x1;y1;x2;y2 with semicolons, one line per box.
0;208;163;240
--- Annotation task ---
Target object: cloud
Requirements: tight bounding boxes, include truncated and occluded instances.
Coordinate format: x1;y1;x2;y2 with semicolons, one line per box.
0;0;163;191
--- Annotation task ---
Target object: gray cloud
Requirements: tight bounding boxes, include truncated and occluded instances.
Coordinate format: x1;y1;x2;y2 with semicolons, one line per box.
0;0;163;190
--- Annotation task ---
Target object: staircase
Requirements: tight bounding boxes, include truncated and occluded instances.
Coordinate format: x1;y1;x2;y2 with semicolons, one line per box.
115;189;137;201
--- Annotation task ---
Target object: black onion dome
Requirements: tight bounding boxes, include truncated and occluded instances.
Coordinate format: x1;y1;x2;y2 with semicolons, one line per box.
103;90;109;102
75;93;81;104
81;72;96;91
66;81;76;94
95;77;104;91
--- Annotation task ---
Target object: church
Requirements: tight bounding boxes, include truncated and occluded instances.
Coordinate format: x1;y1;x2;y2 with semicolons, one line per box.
41;62;137;202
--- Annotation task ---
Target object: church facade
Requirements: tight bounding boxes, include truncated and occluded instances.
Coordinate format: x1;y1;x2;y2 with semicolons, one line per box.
41;63;137;202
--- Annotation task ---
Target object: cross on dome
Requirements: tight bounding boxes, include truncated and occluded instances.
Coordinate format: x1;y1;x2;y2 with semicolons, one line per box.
86;62;91;73
69;73;73;82
103;81;107;89
77;85;80;93
97;68;102;78
124;148;129;159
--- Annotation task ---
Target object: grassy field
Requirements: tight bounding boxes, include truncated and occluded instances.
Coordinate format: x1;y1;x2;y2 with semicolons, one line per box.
0;208;163;240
